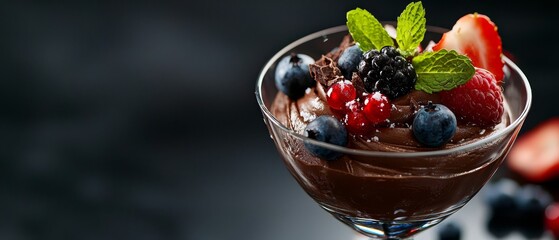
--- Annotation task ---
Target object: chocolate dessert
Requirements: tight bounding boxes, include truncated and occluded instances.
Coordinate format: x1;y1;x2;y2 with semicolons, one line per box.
271;73;512;220
266;3;514;221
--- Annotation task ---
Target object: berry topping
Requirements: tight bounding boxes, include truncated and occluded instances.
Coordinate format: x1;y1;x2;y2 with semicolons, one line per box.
357;46;417;99
337;45;364;79
412;102;457;147
326;80;357;110
362;92;391;125
343;100;371;135
485;178;552;238
508;118;559;182
437;222;461;240
304;116;348;160
484;178;519;218
440;67;504;126
346;4;475;96
432;13;504;83
310;56;343;87
514;184;553;223
274;53;315;100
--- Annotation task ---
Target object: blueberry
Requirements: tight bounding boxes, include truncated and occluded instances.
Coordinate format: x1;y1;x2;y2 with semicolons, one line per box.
515;184;553;220
412;102;457;147
487;215;513;238
304;116;348;160
438;222;461;240
274;53;315;100
485;181;551;239
337;45;363;79
484;178;518;217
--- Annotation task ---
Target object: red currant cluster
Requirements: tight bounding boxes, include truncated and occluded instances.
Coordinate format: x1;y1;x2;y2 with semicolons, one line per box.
326;80;391;135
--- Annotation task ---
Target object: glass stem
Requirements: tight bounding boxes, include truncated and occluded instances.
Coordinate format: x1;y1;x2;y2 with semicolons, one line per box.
383;223;413;240
382;223;393;239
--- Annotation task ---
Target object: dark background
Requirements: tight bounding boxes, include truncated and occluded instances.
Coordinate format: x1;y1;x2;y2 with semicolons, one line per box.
1;1;558;239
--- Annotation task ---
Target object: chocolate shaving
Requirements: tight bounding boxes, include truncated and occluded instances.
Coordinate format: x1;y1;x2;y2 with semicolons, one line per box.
309;34;357;87
410;97;420;115
351;72;367;97
309;56;342;87
331;76;345;86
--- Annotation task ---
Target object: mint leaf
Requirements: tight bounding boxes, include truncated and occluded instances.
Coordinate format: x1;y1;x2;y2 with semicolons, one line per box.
413;50;475;93
396;1;426;56
346;8;394;52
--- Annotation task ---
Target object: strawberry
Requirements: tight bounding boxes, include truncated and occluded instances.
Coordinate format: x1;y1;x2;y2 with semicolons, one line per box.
433;13;504;84
440;67;504;126
546;203;559;238
508;118;559;182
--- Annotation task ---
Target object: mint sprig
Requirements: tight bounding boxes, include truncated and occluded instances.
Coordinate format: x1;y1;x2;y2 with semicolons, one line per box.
396;2;426;56
412;50;475;93
346;8;394;52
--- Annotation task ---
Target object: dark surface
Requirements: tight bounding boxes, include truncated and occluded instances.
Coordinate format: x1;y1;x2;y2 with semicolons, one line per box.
1;1;558;239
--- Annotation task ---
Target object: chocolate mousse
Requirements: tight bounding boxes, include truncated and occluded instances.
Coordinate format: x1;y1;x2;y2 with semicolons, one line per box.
271;76;511;219
266;4;512;221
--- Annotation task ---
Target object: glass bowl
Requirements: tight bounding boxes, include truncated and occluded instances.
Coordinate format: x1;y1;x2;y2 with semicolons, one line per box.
255;25;531;239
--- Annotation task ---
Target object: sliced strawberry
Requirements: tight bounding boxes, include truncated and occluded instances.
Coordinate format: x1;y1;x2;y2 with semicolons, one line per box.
508;118;559;182
433;13;504;83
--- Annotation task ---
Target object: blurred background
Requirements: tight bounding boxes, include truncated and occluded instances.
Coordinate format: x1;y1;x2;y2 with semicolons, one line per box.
1;1;558;239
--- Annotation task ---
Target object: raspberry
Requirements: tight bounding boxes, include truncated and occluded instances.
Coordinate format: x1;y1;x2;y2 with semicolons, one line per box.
362;92;391;125
326;80;356;110
440;67;504;126
343;100;371;135
357;46;417;99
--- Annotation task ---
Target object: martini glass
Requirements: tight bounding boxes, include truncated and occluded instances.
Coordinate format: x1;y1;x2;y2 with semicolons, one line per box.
255;25;531;239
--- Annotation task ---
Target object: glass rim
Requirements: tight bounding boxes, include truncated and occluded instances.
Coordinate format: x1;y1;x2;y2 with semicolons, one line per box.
255;25;532;158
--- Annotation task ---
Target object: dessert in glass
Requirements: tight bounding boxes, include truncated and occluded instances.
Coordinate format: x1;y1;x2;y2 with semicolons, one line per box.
255;2;531;239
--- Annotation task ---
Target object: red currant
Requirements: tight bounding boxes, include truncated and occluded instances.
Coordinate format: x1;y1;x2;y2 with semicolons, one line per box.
343;100;371;135
546;203;559;238
327;80;356;110
362;92;391;125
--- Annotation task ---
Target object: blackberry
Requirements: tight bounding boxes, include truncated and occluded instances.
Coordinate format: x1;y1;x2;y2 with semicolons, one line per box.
357;46;417;99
